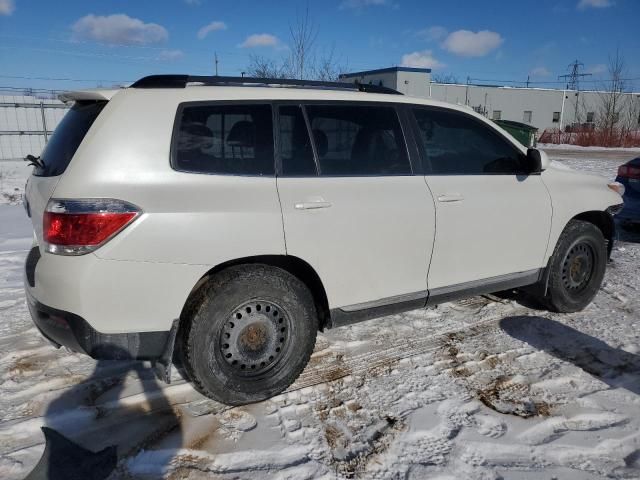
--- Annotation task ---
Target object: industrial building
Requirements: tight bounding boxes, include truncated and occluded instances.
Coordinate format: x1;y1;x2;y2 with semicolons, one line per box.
340;66;640;133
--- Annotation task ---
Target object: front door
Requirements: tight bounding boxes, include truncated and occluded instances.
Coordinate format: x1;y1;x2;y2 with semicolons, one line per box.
410;106;552;290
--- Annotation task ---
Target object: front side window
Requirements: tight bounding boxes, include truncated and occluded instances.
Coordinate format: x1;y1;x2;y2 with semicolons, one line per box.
278;105;316;176
173;104;274;175
412;108;527;175
304;104;411;176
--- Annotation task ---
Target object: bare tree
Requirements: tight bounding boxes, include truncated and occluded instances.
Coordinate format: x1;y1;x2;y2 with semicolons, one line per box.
312;47;348;82
288;5;317;79
431;73;459;84
597;48;629;143
246;54;290;79
245;4;346;81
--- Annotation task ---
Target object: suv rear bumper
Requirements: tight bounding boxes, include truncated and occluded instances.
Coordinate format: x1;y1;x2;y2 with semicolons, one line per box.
26;291;170;360
23;245;206;360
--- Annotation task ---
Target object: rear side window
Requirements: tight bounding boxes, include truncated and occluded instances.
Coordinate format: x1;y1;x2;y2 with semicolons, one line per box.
305;104;411;176
173;104;274;176
278;105;317;176
36;101;106;177
412;108;527;175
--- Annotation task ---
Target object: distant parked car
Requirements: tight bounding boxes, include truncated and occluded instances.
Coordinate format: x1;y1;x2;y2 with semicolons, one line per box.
615;157;640;226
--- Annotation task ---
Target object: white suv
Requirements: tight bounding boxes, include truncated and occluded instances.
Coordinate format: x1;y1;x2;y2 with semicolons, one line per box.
24;75;624;405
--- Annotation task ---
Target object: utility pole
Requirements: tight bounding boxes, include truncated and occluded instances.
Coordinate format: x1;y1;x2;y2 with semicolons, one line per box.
558;60;592;126
214;52;219;76
526;75;530;88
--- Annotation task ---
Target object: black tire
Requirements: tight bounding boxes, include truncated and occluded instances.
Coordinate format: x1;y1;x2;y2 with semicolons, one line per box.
543;220;607;313
181;264;318;405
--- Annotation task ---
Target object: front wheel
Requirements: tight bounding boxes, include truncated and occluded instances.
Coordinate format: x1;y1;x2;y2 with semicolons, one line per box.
542;220;607;313
182;265;318;405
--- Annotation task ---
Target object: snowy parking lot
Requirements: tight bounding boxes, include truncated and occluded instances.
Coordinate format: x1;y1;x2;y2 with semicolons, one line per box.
1;148;640;479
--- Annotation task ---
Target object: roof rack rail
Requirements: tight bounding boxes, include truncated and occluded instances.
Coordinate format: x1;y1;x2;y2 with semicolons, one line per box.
129;75;403;95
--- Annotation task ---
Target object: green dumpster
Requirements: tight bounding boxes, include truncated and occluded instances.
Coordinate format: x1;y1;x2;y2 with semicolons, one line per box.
493;119;538;148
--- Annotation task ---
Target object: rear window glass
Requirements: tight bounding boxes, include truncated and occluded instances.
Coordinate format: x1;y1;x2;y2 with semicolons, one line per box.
36;101;106;177
173;104;274;176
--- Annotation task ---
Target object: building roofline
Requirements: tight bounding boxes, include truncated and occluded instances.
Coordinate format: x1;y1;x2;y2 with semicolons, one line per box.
431;82;640;95
340;66;431;78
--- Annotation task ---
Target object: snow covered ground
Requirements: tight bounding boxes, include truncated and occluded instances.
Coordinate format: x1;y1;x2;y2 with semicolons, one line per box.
1;150;640;479
0;161;27;205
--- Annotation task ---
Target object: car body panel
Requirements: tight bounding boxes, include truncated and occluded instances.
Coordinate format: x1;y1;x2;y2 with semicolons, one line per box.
542;163;622;258
616;157;640;223
425;174;552;289
277;176;435;309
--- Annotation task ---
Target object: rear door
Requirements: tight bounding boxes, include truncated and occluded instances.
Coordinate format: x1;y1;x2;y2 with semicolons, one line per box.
25;100;107;245
276;102;436;310
410;106;552;290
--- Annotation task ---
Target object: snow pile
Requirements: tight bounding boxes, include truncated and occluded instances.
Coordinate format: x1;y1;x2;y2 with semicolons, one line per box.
0;161;30;205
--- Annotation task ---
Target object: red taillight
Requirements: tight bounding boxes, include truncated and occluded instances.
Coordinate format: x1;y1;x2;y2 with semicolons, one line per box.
43;199;141;255
618;164;640;179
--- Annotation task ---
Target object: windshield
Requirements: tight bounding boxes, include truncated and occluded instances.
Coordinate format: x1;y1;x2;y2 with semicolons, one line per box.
34;101;106;177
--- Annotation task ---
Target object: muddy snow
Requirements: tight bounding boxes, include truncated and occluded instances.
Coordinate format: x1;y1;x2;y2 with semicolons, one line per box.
1;149;640;479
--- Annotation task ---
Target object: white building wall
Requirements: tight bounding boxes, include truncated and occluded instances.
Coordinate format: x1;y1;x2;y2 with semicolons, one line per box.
428;83;640;132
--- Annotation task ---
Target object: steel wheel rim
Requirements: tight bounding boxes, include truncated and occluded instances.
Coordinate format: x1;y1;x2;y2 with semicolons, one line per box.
219;300;291;376
561;241;595;293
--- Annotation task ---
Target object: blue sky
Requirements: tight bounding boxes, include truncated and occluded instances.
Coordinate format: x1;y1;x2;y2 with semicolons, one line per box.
0;0;639;91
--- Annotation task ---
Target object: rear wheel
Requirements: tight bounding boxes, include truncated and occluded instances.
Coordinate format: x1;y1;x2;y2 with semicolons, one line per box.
542;220;607;313
182;264;318;405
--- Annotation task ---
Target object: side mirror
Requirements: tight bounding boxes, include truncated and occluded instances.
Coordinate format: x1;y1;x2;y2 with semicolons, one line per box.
526;148;549;174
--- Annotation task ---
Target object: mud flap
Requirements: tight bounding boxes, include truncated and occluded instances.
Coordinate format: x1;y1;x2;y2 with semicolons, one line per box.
152;319;179;384
24;427;117;480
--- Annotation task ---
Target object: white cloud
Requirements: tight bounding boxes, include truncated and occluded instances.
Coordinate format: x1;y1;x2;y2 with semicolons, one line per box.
197;21;227;39
400;50;444;69
238;33;282;49
339;0;391;10
441;29;503;57
577;0;614;9
417;26;448;41
72;14;168;46
0;0;15;15
530;66;551;77
587;63;607;74
157;49;184;61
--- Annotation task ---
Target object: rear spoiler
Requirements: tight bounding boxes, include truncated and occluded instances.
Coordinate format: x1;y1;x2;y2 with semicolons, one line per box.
58;89;119;103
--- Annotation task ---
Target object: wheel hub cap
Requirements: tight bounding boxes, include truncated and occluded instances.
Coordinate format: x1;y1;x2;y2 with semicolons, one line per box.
562;242;595;292
220;301;289;374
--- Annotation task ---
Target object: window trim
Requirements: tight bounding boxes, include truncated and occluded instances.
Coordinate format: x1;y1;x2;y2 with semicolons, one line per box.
170;100;276;177
408;105;529;176
170;99;426;178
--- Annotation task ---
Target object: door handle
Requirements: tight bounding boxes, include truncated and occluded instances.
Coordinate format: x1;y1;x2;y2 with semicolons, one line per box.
294;201;332;210
437;193;464;203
